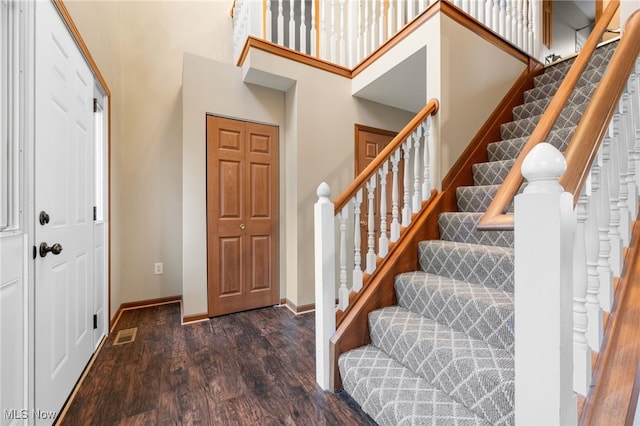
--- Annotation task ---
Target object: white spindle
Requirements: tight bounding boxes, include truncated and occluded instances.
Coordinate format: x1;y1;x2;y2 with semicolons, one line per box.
397;0;405;31
402;139;412;226
379;162;390;257
289;0;296;49
310;0;317;56
516;0;524;51
623;92;638;219
266;0;273;42
461;0;470;14
348;0;358;67
338;209;349;311
493;0;500;34
339;0;346;65
390;150;401;242
528;0;536;58
370;0;378;54
421;118;431;200
389;0;397;36
366;175;377;274
499;0;506;38
278;0;285;46
300;0;307;54
412;130;422;213
614;113;632;246
363;0;370;56
573;193;592;396
407;0;416;20
477;0;485;24
314;182;335;391
378;0;385;46
352;190;363;292
330;0;337;62
485;0;493;28
595;150;614;312
505;0;512;42
607;127;624;277
585;185;603;352
418;0;427;15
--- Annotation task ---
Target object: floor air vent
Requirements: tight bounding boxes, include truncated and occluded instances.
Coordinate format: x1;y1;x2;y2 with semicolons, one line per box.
113;327;137;346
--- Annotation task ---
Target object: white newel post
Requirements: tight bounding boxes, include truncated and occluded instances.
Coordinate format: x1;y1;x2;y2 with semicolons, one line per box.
515;143;577;425
315;182;336;390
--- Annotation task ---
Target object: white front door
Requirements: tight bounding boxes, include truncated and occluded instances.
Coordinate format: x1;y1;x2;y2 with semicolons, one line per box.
34;1;95;419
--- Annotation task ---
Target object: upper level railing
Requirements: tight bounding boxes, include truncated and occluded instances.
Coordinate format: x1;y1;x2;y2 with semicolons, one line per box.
232;0;543;67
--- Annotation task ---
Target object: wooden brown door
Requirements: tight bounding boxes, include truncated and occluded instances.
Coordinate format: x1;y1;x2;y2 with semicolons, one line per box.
207;116;279;316
355;125;398;258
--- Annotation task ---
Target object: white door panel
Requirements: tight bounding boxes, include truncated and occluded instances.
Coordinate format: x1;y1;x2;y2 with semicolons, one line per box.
35;1;94;421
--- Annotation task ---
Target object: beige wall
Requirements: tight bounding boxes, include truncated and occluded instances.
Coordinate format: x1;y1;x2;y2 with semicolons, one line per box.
65;1;235;318
182;50;415;316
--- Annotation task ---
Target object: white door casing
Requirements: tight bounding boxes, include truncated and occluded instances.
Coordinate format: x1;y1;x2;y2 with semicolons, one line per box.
34;0;95;420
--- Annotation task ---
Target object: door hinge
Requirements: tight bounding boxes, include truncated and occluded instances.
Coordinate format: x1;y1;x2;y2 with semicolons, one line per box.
33;245;37;259
93;98;98;113
93;314;98;330
93;206;97;221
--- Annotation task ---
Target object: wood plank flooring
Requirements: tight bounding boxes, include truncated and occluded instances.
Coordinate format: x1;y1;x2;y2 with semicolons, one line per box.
58;304;374;425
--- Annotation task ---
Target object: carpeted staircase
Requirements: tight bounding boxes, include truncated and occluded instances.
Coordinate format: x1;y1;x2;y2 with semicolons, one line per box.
337;41;618;426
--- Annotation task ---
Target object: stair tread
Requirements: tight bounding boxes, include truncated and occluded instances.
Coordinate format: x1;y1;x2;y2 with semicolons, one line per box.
370;306;514;426
487;126;576;162
500;103;585;140
512;83;596;121
339;345;492;426
524;66;606;104
455;185;520;214
472;159;515;186
418;240;514;291
395;271;514;353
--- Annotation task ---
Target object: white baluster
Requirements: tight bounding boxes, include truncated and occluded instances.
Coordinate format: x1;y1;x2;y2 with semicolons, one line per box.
412;129;422;213
266;0;273;42
278;0;285;46
510;0;518;47
573;193;592;396
623;91;638;219
499;0;506;38
352;190;364;292
300;0;307;53
485;0;493;28
516;0;524;51
607;127;624;277
320;0;327;59
493;0;500;34
461;0;470;14
477;0;485;24
421;118;431;200
528;0;536;57
289;0;296;49
330;0;336;62
378;0;385;45
388;0;397;36
370;0;378;53
310;0;317;56
390;150;401;242
407;0;416;21
339;0;346;65
338;208;349;311
348;0;358;67
363;0;370;56
469;0;477;19
585;182;603;352
356;0;363;65
397;0;405;30
379;162;390;257
314;182;335;390
366;175;377;274
614;113;632;246
595;150;614;312
505;0;512;42
402;138;412;226
418;0;427;14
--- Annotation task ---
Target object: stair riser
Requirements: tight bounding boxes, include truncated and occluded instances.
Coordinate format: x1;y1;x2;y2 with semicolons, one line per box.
419;241;515;291
395;273;515;354
487;126;575;162
438;213;514;247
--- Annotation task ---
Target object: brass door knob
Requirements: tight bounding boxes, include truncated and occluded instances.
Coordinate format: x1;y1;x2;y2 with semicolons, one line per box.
240;224;246;230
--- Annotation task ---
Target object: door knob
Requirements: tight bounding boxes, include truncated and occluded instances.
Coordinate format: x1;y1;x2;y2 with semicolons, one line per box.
360;220;367;227
39;242;63;258
240;224;246;230
39;211;50;226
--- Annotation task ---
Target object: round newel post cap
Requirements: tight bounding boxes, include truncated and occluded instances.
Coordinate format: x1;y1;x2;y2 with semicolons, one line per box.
522;143;566;194
317;182;332;202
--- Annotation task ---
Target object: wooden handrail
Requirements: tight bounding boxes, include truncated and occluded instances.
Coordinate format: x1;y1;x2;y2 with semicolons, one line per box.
333;99;439;214
478;0;621;231
561;10;640;204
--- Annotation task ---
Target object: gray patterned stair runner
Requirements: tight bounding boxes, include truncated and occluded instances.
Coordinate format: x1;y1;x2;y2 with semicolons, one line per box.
338;40;618;425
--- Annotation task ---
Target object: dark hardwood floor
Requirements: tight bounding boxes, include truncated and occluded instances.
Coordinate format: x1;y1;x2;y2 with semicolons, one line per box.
58;303;374;425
